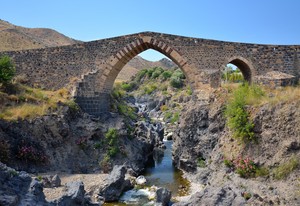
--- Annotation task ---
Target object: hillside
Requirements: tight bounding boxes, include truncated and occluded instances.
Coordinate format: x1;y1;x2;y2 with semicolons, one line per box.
0;19;79;51
117;56;177;81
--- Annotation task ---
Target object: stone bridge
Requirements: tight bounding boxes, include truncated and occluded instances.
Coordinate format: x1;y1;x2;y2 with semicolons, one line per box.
1;32;300;116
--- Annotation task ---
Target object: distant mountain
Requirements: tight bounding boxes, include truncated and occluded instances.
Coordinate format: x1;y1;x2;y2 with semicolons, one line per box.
0;19;177;82
0;19;79;51
117;56;177;81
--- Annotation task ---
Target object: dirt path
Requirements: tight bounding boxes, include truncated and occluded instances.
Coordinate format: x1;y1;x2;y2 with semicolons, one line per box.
42;173;108;201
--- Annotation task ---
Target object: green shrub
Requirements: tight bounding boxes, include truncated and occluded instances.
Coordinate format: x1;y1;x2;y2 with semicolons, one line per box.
164;111;173;120
224;159;234;168
255;166;269;177
151;67;164;79
136;69;147;82
173;69;185;79
197;158;206;168
273;156;299;180
170;76;183;88
143;84;157;95
161;70;172;80
160;105;168;112
224;84;255;142
117;103;137;120
186;85;192;95
65;100;80;112
147;68;155;78
170;112;180;123
0;55;15;84
121;82;136;91
105;128;120;158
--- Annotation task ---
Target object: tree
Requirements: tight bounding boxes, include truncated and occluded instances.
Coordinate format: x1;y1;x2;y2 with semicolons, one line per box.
0;55;15;84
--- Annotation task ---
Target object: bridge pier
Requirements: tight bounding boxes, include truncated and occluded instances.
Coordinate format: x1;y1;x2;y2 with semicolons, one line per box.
75;93;110;116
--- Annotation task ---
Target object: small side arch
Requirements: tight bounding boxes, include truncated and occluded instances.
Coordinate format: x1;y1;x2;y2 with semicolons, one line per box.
223;56;255;83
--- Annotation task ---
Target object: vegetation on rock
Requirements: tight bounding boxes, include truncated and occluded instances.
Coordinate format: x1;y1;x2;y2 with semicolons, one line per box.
0;55;15;84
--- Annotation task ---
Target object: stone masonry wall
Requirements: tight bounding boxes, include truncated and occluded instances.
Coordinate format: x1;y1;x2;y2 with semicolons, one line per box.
0;32;299;115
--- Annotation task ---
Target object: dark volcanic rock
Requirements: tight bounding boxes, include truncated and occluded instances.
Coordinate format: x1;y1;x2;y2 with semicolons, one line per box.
173;185;245;206
0;162;49;206
52;181;85;206
172;103;225;172
155;187;171;206
98;165;133;202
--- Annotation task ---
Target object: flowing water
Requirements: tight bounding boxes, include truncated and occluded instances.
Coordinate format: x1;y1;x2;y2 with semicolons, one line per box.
104;140;190;206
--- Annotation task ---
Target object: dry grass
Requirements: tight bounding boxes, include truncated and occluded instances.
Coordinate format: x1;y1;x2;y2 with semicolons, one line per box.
221;83;300;107
0;85;70;121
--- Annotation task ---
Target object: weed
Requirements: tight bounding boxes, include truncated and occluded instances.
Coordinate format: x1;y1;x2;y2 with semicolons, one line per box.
160;105;168;112
242;192;252;200
170;112;180;124
273;156;299;180
197;158;206;168
105;128;120;158
224;84;261;142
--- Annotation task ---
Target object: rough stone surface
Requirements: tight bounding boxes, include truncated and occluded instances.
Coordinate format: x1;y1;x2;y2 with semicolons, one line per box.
173;185;245;206
172;102;225;172
1;31;299;115
42;174;61;188
0;162;49;206
172;95;300;206
98;165;133;202
155;187;171;206
0;104;161;174
52;181;85;206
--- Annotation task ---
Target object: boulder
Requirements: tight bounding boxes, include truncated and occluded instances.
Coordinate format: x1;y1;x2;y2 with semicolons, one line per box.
42;174;61;188
52;181;94;206
98;165;133;202
0;162;49;206
155;188;171;206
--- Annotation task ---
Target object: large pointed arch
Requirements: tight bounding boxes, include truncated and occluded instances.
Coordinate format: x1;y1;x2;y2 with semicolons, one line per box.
98;36;195;93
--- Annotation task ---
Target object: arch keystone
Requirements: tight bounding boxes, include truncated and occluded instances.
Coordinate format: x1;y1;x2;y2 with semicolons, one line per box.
142;36;152;44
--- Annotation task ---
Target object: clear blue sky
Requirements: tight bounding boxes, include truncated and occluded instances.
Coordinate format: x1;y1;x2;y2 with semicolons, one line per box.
1;0;300;61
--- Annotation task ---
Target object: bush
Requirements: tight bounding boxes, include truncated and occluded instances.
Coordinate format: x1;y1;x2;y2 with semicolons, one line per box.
170;76;183;88
105;128;119;158
151;67;164;79
143;84;157;95
0;55;15;84
224;84;255;142
161;70;172;80
170;112;180;123
234;156;256;178
136;69;147;82
173;69;185;79
197;158;206;168
121;82;136;91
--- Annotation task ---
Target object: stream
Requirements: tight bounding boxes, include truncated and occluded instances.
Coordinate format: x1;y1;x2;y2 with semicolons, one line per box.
104;140;190;206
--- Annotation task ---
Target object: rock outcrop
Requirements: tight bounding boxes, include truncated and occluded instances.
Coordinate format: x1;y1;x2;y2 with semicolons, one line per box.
172;96;300;205
172;102;225;172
